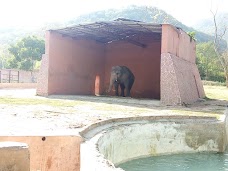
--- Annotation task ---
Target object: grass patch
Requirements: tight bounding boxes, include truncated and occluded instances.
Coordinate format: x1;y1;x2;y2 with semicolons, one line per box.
170;109;220;116
204;85;228;101
0;85;227;118
0;97;84;107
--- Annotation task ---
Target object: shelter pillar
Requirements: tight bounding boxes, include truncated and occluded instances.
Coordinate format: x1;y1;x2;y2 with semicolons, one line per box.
161;24;205;105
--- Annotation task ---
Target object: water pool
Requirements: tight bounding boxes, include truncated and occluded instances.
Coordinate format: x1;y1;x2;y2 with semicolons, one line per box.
118;153;228;171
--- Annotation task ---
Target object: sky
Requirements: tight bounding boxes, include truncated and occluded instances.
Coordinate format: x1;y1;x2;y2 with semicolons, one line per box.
0;0;227;28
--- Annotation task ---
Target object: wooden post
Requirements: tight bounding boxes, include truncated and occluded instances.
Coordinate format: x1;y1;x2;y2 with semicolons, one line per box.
9;70;11;83
18;71;19;83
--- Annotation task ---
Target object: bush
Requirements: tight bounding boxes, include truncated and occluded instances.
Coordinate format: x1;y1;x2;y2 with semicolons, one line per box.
202;80;226;86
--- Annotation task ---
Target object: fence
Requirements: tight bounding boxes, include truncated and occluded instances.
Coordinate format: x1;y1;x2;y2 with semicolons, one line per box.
0;70;19;83
0;69;38;83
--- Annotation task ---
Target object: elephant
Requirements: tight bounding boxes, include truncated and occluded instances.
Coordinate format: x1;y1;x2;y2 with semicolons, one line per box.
107;66;135;97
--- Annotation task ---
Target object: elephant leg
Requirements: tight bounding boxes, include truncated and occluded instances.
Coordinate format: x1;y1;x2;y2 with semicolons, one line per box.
126;88;130;97
114;81;119;96
120;83;125;97
125;79;134;97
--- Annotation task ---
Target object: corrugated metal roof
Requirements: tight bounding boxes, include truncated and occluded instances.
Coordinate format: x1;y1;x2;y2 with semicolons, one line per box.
50;18;162;48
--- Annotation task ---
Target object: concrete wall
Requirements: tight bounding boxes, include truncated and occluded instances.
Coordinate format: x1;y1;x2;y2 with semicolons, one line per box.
0;142;30;171
161;24;205;105
104;36;161;99
0;136;81;171
46;31;105;95
98;122;225;165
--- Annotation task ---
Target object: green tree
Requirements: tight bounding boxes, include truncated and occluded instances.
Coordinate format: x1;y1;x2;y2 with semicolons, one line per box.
196;41;225;82
8;36;45;71
211;9;228;86
187;31;196;41
221;50;228;78
0;45;12;69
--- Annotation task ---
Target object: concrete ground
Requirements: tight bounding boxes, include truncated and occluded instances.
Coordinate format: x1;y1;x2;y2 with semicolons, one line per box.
0;88;227;136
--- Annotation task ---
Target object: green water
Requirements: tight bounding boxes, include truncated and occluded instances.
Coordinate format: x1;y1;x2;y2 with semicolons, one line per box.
118;153;228;171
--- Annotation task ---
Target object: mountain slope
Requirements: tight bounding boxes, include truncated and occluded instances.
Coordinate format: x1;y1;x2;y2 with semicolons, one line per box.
193;13;228;43
68;5;215;43
0;5;221;46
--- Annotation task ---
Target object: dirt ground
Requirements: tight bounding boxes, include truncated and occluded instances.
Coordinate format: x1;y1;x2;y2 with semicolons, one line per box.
0;88;227;136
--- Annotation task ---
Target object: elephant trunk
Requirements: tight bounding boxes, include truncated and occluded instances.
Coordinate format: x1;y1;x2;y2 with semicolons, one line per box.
107;75;117;92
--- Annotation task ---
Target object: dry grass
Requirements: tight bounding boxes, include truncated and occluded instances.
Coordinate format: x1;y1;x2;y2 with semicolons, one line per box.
0;96;84;107
204;85;228;101
0;85;227;119
0;87;227;134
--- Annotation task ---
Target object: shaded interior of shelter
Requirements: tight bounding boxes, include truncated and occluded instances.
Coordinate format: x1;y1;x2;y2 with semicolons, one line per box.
47;19;162;99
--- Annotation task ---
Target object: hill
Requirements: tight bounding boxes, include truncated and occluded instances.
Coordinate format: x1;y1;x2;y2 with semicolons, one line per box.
0;5;221;46
68;6;215;43
0;27;45;46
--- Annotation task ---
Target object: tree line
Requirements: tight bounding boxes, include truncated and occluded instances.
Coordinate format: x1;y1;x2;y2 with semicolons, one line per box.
196;41;226;83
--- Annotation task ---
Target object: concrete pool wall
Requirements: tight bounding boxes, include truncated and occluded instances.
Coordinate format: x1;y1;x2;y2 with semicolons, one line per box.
80;112;228;171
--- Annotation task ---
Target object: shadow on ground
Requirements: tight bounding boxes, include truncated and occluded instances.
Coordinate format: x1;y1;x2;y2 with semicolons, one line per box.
47;94;228;115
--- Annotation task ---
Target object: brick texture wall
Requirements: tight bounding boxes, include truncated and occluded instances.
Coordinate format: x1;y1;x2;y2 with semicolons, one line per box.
37;54;49;96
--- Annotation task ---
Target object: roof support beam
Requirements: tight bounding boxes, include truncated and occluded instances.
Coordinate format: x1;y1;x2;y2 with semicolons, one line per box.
81;24;147;48
51;20;163;48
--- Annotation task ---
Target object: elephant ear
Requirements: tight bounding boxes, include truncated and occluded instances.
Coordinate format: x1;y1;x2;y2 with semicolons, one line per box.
111;66;117;72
